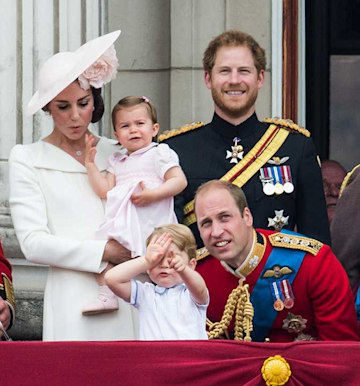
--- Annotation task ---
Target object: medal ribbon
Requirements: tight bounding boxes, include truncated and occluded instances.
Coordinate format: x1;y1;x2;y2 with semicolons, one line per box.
271;282;283;301
282;279;291;299
272;166;280;185
260;167;266;181
250;229;306;342
356;287;360;321
286;165;292;182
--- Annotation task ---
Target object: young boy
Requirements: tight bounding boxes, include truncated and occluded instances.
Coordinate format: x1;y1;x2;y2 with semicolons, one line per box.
105;224;209;340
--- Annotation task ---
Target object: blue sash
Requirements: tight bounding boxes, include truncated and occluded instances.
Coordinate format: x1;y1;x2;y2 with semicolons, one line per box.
251;230;306;341
355;286;360;321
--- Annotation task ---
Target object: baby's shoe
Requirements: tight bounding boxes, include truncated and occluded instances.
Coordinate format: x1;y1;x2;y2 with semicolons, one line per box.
82;285;119;315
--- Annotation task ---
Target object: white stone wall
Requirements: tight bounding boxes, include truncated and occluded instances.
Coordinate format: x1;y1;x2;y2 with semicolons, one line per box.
110;0;272;132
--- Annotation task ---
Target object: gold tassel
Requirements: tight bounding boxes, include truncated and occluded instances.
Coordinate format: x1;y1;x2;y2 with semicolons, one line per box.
207;283;254;341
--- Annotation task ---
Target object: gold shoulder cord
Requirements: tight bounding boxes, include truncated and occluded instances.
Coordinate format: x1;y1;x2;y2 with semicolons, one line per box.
207;283;254;341
158;122;204;142
263;117;311;137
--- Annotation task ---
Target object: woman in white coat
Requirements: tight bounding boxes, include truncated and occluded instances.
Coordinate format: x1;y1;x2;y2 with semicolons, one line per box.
8;31;138;341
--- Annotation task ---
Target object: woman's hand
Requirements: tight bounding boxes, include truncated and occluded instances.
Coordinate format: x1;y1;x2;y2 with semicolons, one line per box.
102;239;131;265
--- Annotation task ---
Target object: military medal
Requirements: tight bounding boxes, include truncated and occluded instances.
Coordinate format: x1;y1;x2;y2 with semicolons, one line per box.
273;166;284;195
282;165;294;193
264;182;275;196
280;279;295;309
260;168;275;195
226;137;244;163
271;282;284;311
283;297;294;309
282;313;307;335
274;299;284;311
268;210;289;231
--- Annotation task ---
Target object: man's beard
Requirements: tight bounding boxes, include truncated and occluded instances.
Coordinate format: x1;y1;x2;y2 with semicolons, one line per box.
211;86;258;119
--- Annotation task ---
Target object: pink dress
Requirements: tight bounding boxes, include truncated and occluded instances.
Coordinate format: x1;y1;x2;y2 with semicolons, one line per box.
96;142;179;257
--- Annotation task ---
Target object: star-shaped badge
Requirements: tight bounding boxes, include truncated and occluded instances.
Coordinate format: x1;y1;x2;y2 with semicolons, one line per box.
268;210;289;231
226;137;243;163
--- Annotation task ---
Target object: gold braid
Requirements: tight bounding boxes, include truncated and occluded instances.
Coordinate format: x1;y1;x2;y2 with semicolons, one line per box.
207;283;254;341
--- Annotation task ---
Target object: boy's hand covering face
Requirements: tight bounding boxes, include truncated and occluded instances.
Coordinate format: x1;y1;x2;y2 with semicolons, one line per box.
145;233;172;268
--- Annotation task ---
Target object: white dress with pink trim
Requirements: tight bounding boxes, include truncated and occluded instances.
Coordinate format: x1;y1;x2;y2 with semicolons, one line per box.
96;142;179;257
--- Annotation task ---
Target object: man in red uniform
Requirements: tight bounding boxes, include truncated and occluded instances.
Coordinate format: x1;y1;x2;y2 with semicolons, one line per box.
194;180;358;342
0;241;15;334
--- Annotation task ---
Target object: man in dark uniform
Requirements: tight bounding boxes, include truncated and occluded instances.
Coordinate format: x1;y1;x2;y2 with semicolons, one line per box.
0;241;15;336
194;180;358;341
160;30;330;253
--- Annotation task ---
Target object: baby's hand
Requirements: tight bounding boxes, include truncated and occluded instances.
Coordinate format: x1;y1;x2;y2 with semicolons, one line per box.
145;233;172;268
169;250;187;273
85;133;97;167
131;182;157;206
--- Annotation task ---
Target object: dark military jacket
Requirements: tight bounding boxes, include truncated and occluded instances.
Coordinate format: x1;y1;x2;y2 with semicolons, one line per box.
162;113;330;247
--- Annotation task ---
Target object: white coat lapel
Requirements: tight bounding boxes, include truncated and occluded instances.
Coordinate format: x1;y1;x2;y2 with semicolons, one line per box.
34;138;120;172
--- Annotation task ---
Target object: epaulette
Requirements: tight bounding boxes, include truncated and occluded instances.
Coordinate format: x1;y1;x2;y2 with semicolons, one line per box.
158;121;204;142
263;117;310;137
196;247;209;261
339;164;360;197
268;232;323;256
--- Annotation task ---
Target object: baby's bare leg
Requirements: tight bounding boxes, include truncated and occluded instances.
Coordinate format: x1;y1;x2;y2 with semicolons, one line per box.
95;263;115;285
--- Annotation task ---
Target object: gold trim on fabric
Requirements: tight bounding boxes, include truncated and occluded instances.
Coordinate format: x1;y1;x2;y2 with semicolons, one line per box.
238;231;267;277
263;117;310;137
196;247;210;261
158;122;204;142
268;233;323;256
2;274;15;309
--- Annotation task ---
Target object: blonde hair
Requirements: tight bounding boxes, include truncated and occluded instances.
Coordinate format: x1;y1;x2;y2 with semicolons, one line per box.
146;224;196;261
112;96;158;130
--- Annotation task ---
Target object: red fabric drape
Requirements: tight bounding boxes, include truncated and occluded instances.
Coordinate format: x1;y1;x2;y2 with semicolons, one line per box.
1;340;359;385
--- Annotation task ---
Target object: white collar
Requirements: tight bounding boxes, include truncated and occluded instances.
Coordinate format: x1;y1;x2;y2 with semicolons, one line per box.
154;283;185;294
220;230;266;279
34;137;118;172
119;142;158;160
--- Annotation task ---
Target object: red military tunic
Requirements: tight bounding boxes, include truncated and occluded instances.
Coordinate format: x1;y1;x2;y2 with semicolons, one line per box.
196;229;359;342
0;242;15;323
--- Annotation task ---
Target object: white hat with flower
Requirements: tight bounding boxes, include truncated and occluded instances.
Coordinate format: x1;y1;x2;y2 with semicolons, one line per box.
26;30;121;116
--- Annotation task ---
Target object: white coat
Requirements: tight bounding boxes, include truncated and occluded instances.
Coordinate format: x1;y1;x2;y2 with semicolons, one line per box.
9;138;138;341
